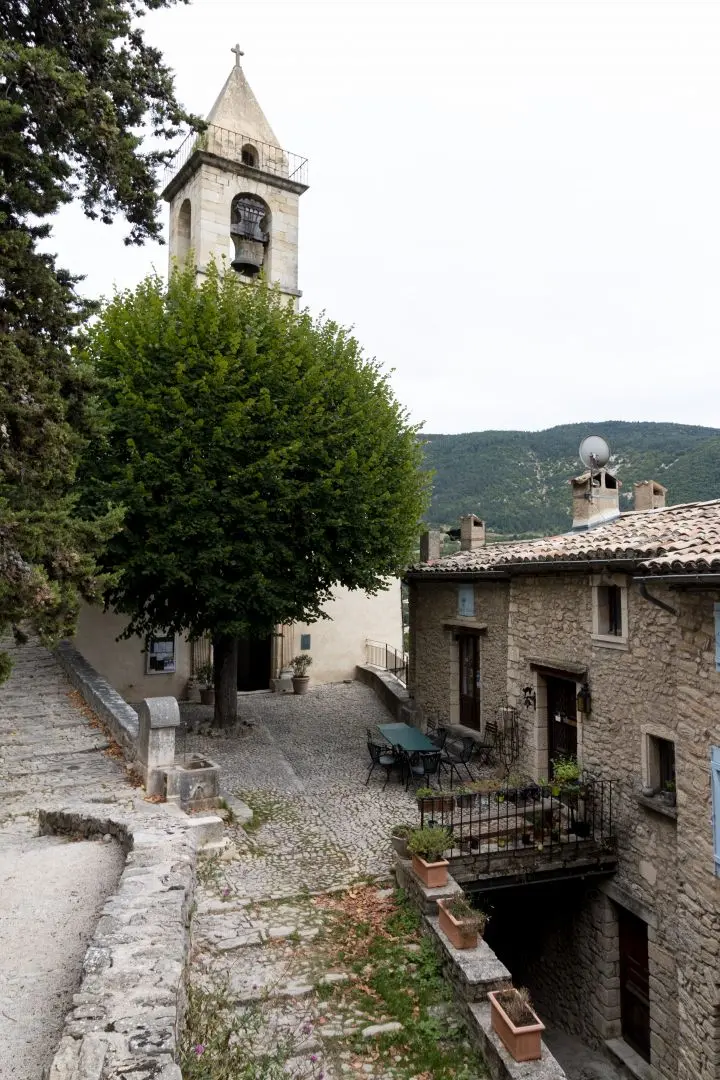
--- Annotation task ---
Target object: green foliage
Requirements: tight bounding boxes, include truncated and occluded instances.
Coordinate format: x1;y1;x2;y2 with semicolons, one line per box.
0;0;199;678
290;654;312;676
551;755;581;785
80;261;430;650
445;895;488;931
194;662;213;688
407;825;453;861
424;421;720;535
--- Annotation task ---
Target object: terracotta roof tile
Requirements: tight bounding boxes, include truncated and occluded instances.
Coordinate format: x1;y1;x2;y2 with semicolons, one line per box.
411;500;720;577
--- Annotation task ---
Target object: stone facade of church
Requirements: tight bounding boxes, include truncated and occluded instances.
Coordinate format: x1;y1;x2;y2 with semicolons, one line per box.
406;480;720;1080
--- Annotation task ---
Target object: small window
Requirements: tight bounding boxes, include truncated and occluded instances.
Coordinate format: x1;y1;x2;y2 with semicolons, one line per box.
146;636;176;674
300;633;311;651
457;585;475;618
592;578;628;646
241;143;258;167
647;734;675;792
598;585;622;635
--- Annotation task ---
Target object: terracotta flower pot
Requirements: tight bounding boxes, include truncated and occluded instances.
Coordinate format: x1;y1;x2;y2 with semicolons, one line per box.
292;676;310;695
488;990;545;1062
411;853;449;888
199;687;215;707
437;900;479;949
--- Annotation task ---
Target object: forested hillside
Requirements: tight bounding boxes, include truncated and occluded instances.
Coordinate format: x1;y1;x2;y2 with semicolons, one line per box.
423;421;720;536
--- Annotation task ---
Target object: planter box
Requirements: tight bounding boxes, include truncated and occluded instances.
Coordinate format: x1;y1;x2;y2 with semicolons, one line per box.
411;853;449;888
417;795;454;815
488;989;544;1062
437;899;479;950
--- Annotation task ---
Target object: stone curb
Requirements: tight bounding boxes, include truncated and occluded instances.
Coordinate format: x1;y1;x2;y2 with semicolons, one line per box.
41;803;206;1080
55;641;139;763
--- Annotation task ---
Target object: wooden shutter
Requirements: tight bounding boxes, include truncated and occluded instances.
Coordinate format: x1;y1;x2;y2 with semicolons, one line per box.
712;746;720;877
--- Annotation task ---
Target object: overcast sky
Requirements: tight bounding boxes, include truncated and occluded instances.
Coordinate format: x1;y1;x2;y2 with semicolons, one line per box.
49;1;720;436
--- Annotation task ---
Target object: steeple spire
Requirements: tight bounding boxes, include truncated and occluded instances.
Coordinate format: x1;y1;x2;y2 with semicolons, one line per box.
205;52;279;146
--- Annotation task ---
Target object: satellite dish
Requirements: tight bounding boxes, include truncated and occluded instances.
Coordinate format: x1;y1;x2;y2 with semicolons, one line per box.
579;435;610;473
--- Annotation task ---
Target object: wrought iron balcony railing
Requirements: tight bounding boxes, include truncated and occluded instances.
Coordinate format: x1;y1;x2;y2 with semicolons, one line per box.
418;778;615;865
162;124;309;190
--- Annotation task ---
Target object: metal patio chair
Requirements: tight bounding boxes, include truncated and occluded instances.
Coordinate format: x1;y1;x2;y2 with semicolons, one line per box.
428;725;449;751
365;730;398;789
441;735;477;784
475;721;498;767
404;749;443;791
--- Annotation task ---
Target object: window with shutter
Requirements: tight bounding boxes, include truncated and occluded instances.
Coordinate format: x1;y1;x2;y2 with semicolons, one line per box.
712;746;720;877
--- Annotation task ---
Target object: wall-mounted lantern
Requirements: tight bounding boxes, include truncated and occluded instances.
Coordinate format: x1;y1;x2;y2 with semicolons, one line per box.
522;685;536;710
576;682;592;715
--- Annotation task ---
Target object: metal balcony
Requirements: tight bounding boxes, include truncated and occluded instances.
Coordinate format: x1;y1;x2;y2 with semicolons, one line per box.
162;124;309;195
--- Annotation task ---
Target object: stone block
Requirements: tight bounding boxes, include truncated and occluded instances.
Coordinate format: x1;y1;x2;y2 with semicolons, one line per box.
467;1002;567;1080
394;855;463;915
424;915;511;1000
164;756;220;811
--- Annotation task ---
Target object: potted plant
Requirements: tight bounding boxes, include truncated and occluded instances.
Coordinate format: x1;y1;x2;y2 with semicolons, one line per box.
390;823;414;858
661;780;676;807
416;787;454;815
407;825;453;888
488;987;544;1062
437;895;488;949
454;785;475;810
290;654;312;695
550;755;581;796
195;662;215;707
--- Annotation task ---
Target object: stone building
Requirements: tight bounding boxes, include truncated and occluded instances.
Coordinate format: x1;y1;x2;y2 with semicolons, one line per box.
73;51;402;700
406;475;720;1080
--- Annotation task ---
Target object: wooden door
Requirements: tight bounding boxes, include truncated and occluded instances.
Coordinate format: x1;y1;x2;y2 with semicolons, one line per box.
458;634;481;730
546;675;577;773
618;907;651;1062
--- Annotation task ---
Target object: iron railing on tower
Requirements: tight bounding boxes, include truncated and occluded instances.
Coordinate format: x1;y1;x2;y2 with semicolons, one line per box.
162;124;309;190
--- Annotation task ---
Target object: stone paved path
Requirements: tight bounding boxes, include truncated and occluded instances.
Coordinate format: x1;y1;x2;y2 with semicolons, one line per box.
182;687;491;1079
183;684;421;900
0;641;137;1080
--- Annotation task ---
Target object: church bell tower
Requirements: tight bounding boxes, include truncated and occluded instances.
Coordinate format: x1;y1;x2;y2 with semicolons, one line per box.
161;46;308;302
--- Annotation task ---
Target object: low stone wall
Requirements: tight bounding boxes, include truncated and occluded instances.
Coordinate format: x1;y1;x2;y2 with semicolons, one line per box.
56;640;139;763
354;664;410;722
396;856;567;1080
42;803;222;1080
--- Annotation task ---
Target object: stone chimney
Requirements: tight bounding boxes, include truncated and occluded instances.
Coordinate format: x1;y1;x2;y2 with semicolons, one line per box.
571;469;621;530
419;530;442;562
460;514;486;550
633;480;667;512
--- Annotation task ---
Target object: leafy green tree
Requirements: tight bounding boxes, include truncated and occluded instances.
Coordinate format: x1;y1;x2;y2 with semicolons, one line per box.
80;262;430;726
0;0;201;676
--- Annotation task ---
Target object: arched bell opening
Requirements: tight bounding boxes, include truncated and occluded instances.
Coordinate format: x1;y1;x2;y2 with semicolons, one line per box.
230;194;270;278
177;198;192;261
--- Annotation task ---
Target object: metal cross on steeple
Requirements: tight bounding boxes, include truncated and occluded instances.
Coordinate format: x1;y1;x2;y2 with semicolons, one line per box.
231;43;244;67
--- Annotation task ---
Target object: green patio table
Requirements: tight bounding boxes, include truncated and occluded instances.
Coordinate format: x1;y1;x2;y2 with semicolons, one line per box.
377;723;436;752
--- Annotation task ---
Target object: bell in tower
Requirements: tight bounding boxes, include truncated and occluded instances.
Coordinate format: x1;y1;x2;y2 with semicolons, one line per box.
230;194;269;277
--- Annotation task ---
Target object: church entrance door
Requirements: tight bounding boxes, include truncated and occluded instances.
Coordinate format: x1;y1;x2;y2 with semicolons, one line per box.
237;636;272;691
